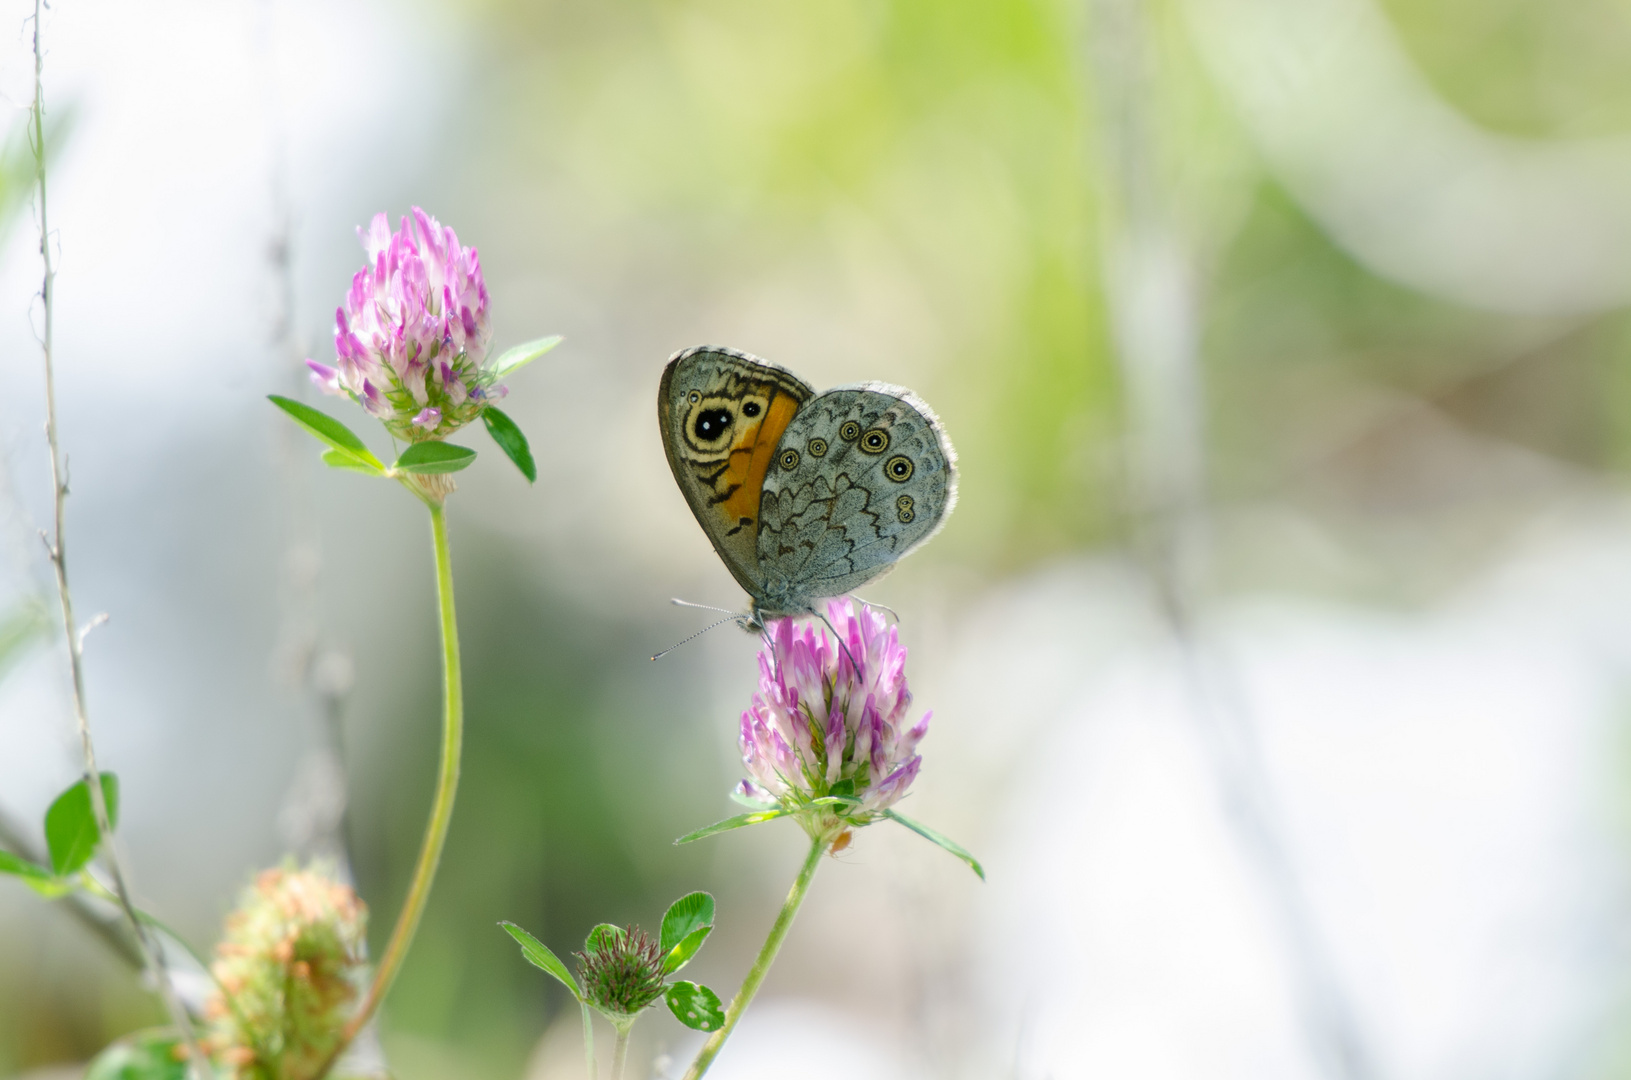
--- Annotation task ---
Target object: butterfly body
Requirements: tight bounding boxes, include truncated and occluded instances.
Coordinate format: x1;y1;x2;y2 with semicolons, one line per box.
659;346;957;625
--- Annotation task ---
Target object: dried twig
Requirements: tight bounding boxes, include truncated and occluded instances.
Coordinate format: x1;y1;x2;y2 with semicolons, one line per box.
30;3;213;1073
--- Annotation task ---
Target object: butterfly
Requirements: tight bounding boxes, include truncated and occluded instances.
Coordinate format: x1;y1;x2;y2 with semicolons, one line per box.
658;345;957;627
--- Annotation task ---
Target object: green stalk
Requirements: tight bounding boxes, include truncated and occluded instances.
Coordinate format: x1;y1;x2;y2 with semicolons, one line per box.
323;500;464;1072
612;1023;632;1080
581;1003;596;1080
681;835;826;1080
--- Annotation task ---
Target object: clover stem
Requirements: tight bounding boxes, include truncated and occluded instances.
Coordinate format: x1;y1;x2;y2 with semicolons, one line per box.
327;501;464;1067
32;3;211;1075
581;1003;596;1080
612;1023;632;1080
681;833;826;1080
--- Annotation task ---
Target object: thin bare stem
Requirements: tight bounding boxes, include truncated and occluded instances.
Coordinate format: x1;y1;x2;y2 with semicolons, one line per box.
30;3;212;1074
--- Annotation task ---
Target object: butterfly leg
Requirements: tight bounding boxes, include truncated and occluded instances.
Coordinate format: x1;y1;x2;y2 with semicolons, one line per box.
850;596;900;623
814;608;863;678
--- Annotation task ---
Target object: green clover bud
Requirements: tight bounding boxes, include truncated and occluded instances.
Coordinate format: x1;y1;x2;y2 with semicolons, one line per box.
576;925;669;1018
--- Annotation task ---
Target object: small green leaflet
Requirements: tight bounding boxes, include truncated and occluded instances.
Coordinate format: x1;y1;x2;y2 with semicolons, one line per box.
83;1029;188;1080
393;441;477;474
675;809;786;845
659;891;715;953
481;407;536;483
884;809;985;880
267;395;385;473
45;773;119;877
662;926;712;975
665;981;725;1032
500;921;581;999
584;923;623;954
659;891;715;974
0;850;70;898
489;335;562;379
321;449;385;476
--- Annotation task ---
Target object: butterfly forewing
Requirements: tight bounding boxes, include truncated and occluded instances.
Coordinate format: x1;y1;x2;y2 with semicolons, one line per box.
658;347;815;596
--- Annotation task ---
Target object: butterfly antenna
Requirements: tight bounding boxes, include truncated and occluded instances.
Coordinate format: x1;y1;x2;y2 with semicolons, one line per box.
670;597;741;616
651;614;746;661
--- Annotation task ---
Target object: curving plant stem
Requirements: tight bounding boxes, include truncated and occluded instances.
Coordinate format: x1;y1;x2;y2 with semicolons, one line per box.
682;834;826;1080
30;3;212;1075
323;498;463;1073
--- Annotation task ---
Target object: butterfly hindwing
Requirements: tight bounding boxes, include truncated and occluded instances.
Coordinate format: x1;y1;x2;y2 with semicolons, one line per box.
658;347;814;597
755;383;957;612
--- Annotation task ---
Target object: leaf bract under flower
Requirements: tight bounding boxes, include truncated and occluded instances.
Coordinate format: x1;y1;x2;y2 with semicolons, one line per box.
481;406;536;482
393;442;477;474
674;809;786;845
268;395;386;473
883;809;985;880
490;335;562;379
320;449;385;476
584;923;623;954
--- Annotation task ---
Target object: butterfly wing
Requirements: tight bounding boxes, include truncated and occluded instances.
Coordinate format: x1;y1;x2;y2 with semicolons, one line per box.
755;383;957;615
658;346;815;598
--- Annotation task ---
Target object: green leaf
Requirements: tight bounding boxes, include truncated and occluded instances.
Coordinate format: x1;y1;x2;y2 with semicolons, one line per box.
675;809;787;845
45;773;119;877
808;795;862;809
884;810;985;881
267;395;384;472
665;981;725;1033
489;334;562;379
481;407;536;483
829;777;856;798
393;441;477;474
321;448;386;476
584;923;623;954
660;891;715;954
501;921;581;999
84;1029;188;1080
662;925;713;975
0;850;70;897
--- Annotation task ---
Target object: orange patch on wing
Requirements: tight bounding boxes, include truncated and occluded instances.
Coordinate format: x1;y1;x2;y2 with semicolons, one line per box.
721;392;800;527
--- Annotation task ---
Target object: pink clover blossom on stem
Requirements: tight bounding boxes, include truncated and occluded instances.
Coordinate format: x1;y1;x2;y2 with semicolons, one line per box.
305;207;496;441
738;599;929;832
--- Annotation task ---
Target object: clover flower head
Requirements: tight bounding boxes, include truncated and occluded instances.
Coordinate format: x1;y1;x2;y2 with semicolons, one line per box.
576;925;669;1018
306;207;497;441
204;865;367;1080
738;599;929;834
